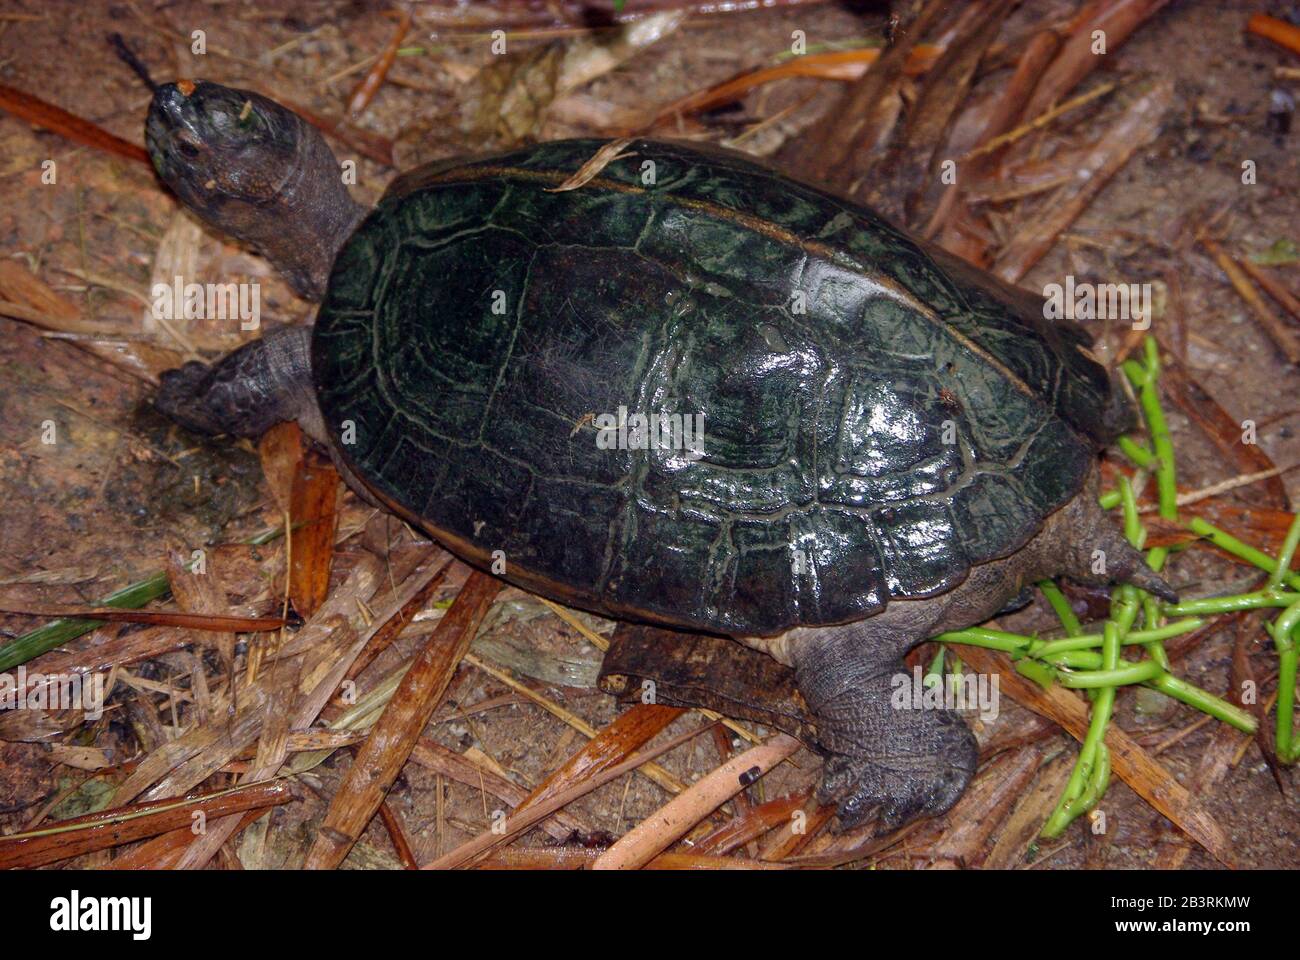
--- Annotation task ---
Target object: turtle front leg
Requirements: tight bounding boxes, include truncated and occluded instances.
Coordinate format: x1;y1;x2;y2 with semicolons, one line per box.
156;326;382;507
791;623;976;832
155;326;321;439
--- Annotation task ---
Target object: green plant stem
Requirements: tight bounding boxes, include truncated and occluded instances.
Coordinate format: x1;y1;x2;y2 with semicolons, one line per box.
1139;553;1171;670
1188;517;1300;591
1118;435;1157;470
0;572;171;672
1270;512;1300;590
1118;476;1145;549
1070;741;1111;821
1163;590;1300;615
1138;338;1179;519
1059;659;1163;688
1147;673;1256;733
925;644;946;688
1278;646;1298;763
1031;618;1203;656
1121;358;1148;389
0;525;284;672
1037;580;1081;636
933;626;1032;655
1268;598;1300;762
1042;622;1121;837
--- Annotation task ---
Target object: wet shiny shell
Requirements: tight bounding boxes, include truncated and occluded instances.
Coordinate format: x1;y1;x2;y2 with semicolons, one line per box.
313;139;1115;636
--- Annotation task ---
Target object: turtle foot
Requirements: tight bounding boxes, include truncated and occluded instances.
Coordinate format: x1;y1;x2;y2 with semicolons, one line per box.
155;326;315;439
793;626;977;833
814;710;976;832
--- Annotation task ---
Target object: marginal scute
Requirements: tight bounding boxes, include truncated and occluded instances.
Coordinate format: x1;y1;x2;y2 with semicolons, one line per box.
314;138;1110;636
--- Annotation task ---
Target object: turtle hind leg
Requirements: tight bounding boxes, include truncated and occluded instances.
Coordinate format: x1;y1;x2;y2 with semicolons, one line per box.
791;622;976;832
155;326;319;439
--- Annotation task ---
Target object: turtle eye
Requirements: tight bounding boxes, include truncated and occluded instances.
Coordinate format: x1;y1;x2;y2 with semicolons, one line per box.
175;137;202;159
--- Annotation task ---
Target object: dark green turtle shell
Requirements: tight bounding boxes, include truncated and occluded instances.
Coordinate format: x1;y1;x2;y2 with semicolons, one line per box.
313;138;1124;637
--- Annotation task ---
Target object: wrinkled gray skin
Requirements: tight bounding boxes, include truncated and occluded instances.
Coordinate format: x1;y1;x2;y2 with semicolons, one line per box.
146;81;366;299
147;79;1175;832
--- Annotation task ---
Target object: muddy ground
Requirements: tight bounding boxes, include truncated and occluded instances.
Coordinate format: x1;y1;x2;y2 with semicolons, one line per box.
0;0;1297;868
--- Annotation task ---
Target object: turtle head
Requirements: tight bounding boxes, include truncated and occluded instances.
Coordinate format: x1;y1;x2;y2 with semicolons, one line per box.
145;79;366;301
147;80;302;221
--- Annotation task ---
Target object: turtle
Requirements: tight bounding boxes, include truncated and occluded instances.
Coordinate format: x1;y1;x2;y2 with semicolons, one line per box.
145;79;1175;831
